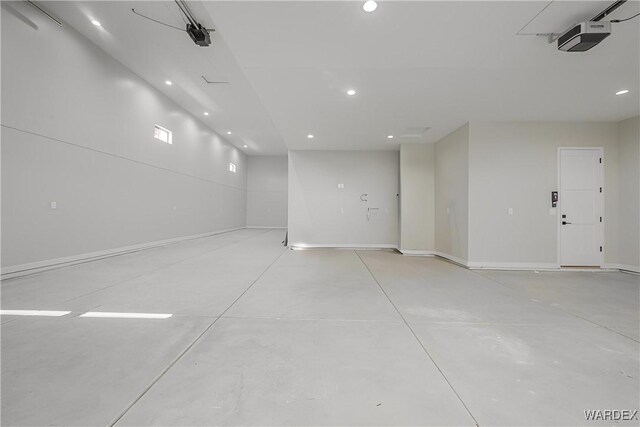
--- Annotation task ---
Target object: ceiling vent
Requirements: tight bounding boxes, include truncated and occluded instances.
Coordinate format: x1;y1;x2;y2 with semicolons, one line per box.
400;127;431;138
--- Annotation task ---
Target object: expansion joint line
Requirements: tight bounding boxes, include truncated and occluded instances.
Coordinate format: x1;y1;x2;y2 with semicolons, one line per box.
108;244;287;426
470;269;640;344
354;250;480;427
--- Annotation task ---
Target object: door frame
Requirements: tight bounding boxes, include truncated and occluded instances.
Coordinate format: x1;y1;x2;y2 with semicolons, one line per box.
556;147;604;268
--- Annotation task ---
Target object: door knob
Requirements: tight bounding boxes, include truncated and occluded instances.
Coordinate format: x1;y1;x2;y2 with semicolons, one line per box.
562;221;572;225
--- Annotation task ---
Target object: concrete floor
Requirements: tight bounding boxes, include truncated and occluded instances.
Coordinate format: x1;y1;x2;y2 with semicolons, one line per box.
1;228;638;426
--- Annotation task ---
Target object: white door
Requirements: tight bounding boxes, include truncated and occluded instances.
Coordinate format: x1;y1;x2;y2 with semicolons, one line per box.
559;148;603;266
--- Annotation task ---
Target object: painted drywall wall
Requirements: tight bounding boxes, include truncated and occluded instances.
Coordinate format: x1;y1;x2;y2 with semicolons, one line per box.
1;5;247;270
400;144;435;252
618;116;640;270
288;150;399;247
467;122;620;268
247;156;288;227
435;124;469;262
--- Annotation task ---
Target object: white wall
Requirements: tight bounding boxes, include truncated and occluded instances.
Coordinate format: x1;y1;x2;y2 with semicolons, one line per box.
247;156;288;227
1;5;247;271
618;116;640;270
400;144;435;252
467;122;620;268
288;150;399;247
435;124;469;262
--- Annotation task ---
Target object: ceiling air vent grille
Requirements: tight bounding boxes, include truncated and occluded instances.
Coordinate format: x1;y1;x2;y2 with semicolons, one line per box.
400;127;431;138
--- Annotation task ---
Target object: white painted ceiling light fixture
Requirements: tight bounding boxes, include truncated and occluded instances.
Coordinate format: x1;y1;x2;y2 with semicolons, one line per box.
387;135;394;139
307;134;314;139
616;89;629;95
363;1;377;12
91;19;101;26
203;112;209;116
165;80;172;86
346;89;356;96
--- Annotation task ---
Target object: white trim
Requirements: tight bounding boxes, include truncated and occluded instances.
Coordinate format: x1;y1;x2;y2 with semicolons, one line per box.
399;250;436;256
399;251;635;273
289;243;398;250
398;249;638;273
246;226;287;229
432;251;469;267
1;227;245;279
398;250;469;267
603;263;640;273
467;261;560;270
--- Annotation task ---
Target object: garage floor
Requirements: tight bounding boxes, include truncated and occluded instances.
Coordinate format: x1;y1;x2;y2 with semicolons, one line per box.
1;228;638;426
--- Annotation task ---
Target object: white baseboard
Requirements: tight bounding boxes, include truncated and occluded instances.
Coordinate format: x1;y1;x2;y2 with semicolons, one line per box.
397;252;602;272
397;249;469;267
399;250;436;256
1;227;246;279
467;261;559;270
603;263;640;273
246;226;287;229
290;243;398;250
431;251;469;267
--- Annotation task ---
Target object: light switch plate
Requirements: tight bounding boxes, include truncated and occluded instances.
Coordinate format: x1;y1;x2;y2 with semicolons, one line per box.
50;201;57;209
337;183;344;189
508;208;514;215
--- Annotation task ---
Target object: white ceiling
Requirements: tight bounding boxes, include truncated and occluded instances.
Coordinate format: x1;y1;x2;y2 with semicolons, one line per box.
44;0;287;154
45;1;640;154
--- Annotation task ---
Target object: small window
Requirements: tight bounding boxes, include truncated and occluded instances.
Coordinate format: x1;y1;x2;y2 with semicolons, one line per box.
154;125;172;144
229;163;237;173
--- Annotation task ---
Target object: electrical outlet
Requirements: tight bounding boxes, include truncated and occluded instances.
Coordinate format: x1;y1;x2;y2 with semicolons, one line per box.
508;208;514;215
50;201;57;210
337;183;344;189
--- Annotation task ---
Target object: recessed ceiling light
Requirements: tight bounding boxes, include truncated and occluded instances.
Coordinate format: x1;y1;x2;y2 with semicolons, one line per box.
227;131;232;135
91;20;101;26
307;134;314;139
363;0;377;12
165;80;172;86
387;135;394;139
243;144;248;148
203;112;209;116
346;89;356;96
616;89;629;95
